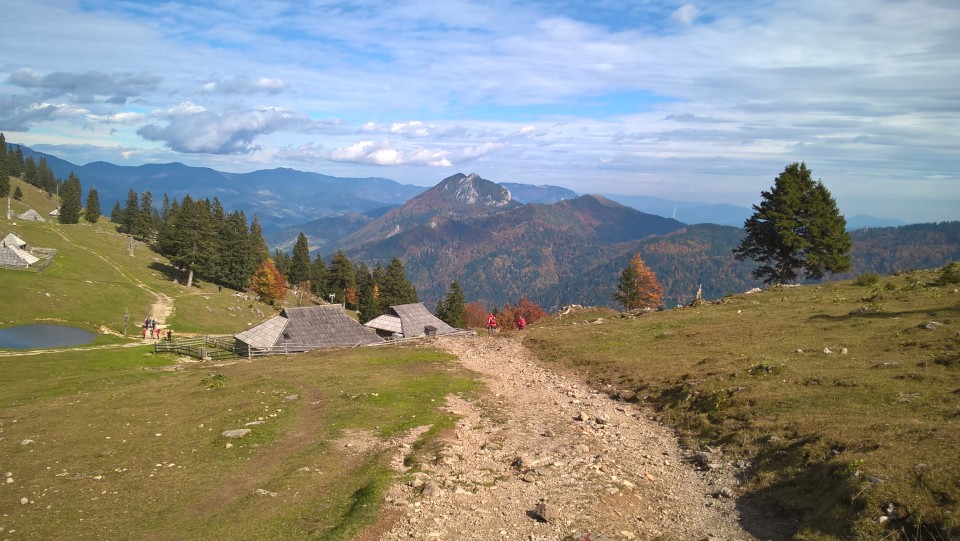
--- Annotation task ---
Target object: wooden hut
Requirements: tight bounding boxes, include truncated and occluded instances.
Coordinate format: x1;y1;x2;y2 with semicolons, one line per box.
1;233;28;249
234;304;381;356
17;209;45;222
364;302;456;339
0;245;39;268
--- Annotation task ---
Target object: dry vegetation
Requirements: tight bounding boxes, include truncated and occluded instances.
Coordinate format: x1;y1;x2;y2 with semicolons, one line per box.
525;268;960;540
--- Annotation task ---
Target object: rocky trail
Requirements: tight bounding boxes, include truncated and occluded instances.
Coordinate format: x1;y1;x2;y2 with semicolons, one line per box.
375;334;789;541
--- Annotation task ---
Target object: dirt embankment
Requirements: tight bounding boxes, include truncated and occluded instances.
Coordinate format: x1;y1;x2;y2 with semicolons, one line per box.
373;334;788;541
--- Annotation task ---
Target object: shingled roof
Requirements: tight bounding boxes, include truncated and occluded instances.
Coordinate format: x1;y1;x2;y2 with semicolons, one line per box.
235;304;382;353
1;233;27;249
0;245;39;268
365;303;457;338
17;209;45;222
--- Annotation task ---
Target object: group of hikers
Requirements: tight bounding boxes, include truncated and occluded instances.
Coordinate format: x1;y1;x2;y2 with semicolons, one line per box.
141;317;172;341
486;313;525;334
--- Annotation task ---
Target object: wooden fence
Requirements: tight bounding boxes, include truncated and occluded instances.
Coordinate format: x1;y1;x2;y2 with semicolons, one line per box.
154;335;238;361
155;329;477;360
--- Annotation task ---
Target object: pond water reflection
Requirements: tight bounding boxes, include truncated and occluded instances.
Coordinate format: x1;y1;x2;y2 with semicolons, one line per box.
0;324;96;349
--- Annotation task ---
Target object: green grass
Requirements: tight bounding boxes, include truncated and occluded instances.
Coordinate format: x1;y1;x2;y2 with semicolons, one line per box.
0;344;478;540
2;177;277;337
525;269;960;540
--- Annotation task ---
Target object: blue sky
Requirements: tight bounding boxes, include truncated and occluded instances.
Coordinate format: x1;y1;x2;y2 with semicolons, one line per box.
1;0;958;222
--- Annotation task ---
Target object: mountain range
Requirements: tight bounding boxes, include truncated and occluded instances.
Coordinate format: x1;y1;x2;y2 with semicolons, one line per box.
18;145;905;235
10;144;953;311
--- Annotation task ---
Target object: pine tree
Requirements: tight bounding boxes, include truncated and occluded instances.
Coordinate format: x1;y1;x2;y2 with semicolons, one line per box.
23;156;38;187
356;263;382;323
613;254;663;311
13;185;23;201
138;191;157;239
249;215;270;264
378;256;418;310
122;189;139;234
216;210;255;290
110;201;123;223
58;173;82;224
310;254;328;299
289;232;312;285
436;281;466;328
11;147;24;178
38;157;56;194
733;162;852;284
85;188;101;223
161;195;216;288
327;250;356;306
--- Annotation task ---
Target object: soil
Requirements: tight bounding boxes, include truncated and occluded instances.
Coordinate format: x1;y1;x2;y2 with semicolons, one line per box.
371;333;792;541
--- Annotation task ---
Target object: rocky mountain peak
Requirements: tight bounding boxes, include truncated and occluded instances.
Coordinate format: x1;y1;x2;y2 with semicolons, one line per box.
433;172;513;208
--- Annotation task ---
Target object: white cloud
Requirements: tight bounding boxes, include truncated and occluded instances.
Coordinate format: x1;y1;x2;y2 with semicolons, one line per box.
137;106;307;154
671;5;699;26
200;75;289;95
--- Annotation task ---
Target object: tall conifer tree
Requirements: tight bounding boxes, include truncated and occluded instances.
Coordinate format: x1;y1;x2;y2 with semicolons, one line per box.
85;188;101;223
289;232;312;285
734;162;852;284
58;173;83;224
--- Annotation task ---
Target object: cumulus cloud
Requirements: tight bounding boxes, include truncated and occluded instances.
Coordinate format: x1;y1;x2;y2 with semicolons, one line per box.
201;75;289;94
7;68;161;104
137;106;308;154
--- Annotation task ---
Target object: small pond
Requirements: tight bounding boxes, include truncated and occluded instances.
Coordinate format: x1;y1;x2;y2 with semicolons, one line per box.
0;324;97;350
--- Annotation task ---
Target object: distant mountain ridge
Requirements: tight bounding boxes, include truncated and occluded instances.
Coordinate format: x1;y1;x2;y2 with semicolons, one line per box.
345;189;687;305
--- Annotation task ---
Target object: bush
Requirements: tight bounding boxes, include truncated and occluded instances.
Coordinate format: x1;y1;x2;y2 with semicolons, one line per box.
853;272;880;286
935;261;960;286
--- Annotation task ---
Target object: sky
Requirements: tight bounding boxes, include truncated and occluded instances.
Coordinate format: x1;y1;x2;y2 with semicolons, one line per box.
1;0;958;223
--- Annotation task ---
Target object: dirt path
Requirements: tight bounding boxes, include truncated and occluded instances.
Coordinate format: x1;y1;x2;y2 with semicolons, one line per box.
48;227;175;328
377;334;786;541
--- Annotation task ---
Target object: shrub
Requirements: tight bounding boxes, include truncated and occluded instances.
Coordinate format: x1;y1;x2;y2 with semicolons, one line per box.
853;272;880;286
935;261;960;286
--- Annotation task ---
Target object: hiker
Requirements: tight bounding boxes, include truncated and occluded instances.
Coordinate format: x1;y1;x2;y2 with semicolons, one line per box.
141;326;147;339
166;329;172;341
517;316;526;330
486;313;497;334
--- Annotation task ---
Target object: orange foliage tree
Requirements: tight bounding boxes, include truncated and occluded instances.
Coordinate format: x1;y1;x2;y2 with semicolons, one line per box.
250;258;288;306
464;301;489;329
498;296;547;330
613;253;663;311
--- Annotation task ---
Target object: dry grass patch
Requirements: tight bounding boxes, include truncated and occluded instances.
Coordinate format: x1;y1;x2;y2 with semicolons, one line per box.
525;269;960;540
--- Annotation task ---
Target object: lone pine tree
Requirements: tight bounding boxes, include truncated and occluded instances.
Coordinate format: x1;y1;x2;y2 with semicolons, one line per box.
734;162;851;284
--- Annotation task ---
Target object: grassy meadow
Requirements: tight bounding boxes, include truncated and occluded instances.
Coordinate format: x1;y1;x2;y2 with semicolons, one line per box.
525;268;960;540
0;344;477;540
2;184;481;539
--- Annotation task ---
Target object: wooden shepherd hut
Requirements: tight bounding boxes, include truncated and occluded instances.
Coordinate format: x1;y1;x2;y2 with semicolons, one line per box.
17;209;45;222
234;304;382;356
2;232;28;249
364;302;457;339
0;245;39;268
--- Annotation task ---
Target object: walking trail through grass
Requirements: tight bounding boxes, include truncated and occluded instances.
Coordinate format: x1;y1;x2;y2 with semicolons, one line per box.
374;333;791;541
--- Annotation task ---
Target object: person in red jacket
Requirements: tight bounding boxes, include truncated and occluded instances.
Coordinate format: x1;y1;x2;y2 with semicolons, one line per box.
486;313;497;334
517;316;526;330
